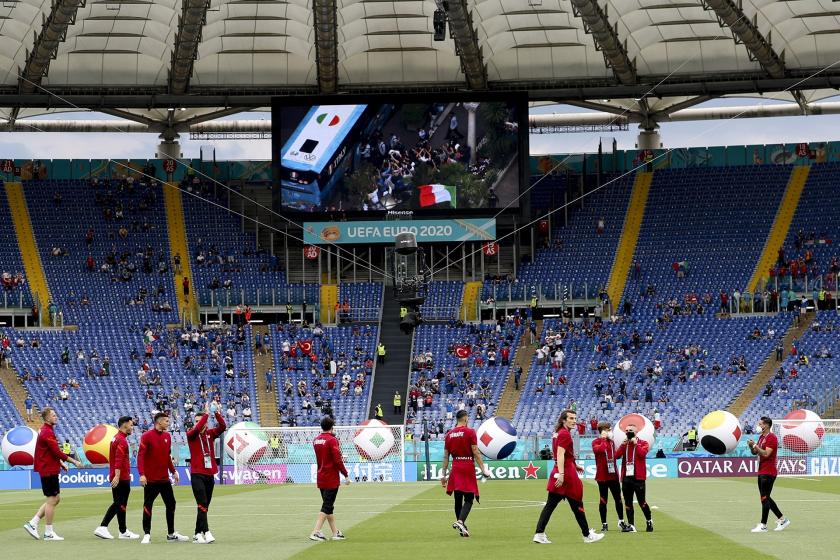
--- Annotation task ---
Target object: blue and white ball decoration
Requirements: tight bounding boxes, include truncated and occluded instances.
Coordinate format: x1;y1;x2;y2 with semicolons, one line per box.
2;426;38;466
476;416;518;460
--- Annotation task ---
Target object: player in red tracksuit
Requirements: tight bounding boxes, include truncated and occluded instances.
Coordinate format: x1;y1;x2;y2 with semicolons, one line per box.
137;412;188;544
615;424;653;532
95;416;139;540
187;402;226;544
747;416;790;533
310;416;351;541
533;410;603;544
24;407;82;541
441;410;491;538
591;421;626;531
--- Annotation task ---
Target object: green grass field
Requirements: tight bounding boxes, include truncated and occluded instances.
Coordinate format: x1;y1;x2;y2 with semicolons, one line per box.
1;477;838;559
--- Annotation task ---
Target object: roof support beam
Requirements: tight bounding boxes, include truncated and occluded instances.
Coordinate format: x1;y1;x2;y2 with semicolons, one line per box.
702;0;784;78
312;0;338;93
13;0;85;124
570;0;636;85
443;0;487;90
168;0;211;95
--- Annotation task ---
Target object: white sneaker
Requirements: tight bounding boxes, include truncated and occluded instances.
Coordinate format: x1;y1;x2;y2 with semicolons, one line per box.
203;531;216;543
309;531;327;542
332;531;346;540
774;518;790;532
141;534;151;544
583;530;605;544
751;523;768;533
119;530;140;540
167;532;189;542
192;533;207;544
23;522;40;540
454;520;470;538
532;532;552;544
94;526;114;540
43;532;65;541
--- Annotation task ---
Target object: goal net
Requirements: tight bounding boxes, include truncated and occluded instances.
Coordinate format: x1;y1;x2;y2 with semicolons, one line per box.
228;424;406;484
771;418;840;476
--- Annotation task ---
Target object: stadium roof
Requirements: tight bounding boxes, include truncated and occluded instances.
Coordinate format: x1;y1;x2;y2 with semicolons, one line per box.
2;0;840;131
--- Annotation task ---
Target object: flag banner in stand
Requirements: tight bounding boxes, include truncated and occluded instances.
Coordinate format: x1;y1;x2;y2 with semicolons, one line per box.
303;219;496;245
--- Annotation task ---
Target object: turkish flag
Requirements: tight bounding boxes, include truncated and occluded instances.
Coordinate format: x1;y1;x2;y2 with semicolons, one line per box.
298;340;313;355
455;345;471;359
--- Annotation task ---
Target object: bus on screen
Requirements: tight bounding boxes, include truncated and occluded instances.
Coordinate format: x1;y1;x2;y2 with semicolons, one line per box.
280;104;391;210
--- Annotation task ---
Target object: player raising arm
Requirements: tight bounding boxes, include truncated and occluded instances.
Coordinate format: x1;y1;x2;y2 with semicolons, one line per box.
533;409;604;545
440;410;491;538
747;417;790;533
187;401;226;544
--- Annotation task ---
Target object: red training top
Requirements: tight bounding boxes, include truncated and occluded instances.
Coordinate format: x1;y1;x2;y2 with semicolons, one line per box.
187;412;226;476
444;425;479;497
314;432;348;489
616;438;649;481
591;436;620;482
546;427;583;501
757;432;778;476
137;428;176;482
34;423;69;477
109;431;131;481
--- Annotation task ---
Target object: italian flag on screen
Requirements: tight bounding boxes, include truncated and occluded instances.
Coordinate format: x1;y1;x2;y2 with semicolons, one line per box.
418;184;457;208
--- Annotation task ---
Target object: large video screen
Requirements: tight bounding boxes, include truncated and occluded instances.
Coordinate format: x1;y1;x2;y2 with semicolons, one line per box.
272;93;527;213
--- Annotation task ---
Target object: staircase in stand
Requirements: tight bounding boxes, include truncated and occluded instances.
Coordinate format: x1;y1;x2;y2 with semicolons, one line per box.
494;320;540;419
728;314;814;416
368;296;412;424
252;325;279;426
746;165;810;294
5;182;51;324
460;281;481;321
163;183;198;323
605;171;652;310
0;365;39;428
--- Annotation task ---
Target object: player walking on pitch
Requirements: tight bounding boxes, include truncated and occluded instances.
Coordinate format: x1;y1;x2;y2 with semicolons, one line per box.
24;407;83;541
591;421;626;531
187;402;226;544
615;423;653;532
747;417;790;533
533;410;604;544
310;416;351;542
137;412;189;544
95;416;140;540
440;410;491;538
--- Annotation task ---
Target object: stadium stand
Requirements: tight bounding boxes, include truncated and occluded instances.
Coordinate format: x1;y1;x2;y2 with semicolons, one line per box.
181;186;318;307
3;324;257;449
484;174;634;302
0;185;34;308
337;282;384;322
420;280;464;320
407;321;524;437
512;313;791;438
23;179;180;326
271;323;378;427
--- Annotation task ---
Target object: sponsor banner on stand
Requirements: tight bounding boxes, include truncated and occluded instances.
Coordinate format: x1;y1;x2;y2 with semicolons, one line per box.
303;219;496;244
419;460;549;481
676;457;813;478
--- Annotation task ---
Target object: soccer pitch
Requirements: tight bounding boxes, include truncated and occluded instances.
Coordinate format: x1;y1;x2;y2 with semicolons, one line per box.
1;477;838;559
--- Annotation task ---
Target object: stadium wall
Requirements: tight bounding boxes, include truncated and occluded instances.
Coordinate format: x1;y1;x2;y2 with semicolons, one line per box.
0;140;837;184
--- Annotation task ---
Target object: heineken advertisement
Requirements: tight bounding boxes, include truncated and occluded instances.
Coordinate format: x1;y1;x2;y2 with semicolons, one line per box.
303;218;496;245
419;460;548;481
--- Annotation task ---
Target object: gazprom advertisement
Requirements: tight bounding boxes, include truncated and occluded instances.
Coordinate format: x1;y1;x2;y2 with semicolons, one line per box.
303;219;496;244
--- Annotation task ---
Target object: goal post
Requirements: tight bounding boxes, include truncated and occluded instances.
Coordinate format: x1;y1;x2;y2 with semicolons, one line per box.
228;423;406;484
771;418;840;476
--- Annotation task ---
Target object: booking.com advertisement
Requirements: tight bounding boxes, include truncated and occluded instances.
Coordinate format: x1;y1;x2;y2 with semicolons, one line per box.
4;457;840;490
